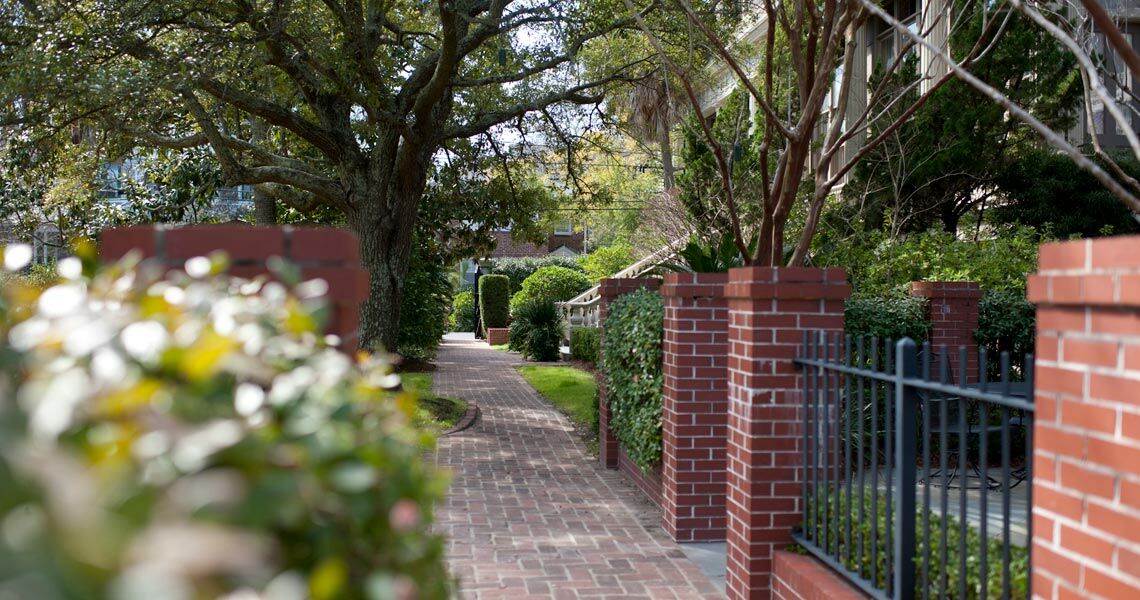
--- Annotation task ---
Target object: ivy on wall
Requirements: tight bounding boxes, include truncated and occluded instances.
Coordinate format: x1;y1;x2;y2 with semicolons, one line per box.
601;288;664;471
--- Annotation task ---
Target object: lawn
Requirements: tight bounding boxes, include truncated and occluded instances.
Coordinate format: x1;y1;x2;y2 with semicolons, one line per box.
402;372;468;431
517;366;597;449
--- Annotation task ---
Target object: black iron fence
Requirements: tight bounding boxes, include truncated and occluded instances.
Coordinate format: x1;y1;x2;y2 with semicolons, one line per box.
792;333;1034;600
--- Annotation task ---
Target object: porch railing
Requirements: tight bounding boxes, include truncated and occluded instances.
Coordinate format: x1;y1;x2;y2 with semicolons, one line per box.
793;333;1034;600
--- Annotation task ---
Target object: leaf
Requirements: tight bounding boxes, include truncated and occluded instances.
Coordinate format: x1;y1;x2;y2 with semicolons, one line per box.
310;558;347;600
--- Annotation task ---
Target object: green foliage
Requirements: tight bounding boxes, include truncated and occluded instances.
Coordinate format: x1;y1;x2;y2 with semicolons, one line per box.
659;231;752;274
402;373;467;432
508;299;563;362
450;290;476;332
813;227;1039;297
570;327;600;364
976;290;1036;379
509;266;591;314
845;295;930;342
0;247;451;599
578;243;634;283
487;256;585;294
517;365;598;441
398;247;453;361
803;489;1028;599
601;289;664;470
478;274;510;332
992;149;1140;238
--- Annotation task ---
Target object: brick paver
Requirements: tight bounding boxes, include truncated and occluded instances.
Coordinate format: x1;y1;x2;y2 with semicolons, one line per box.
433;335;723;599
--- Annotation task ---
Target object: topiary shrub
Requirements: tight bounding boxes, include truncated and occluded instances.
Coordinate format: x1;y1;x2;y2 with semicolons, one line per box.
508;299;563;361
450;289;475;332
509;266;591;315
844;295;930;342
0;244;452;599
478;274;510;334
570;327;600;364
486;256;584;293
398;254;452;361
601;288;664;471
976;289;1036;380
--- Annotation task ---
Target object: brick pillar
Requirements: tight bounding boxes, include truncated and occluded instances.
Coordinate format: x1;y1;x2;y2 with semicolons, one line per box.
910;281;983;380
1028;236;1140;599
100;225;368;352
661;272;730;542
723;267;850;599
597;277;661;469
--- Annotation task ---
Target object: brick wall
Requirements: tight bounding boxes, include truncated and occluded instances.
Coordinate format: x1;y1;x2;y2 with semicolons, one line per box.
101;225;368;352
486;328;510;346
618;446;663;508
910;281;982;380
723;267;850;600
1028;236;1140;599
597;277;661;469
771;551;868;600
661;272;730;542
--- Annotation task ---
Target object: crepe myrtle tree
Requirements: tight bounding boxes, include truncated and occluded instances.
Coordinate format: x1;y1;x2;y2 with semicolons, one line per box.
0;0;668;351
622;0;1050;266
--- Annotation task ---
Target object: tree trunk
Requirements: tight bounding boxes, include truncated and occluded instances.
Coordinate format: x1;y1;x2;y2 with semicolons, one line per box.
660;127;675;190
252;186;276;225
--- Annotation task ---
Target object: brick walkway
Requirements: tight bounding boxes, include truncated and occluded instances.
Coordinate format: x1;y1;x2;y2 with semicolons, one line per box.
433;335;723;599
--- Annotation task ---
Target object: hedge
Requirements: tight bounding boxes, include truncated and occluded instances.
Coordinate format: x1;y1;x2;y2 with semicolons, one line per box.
976;290;1036;380
450;289;475;332
601;288;664;470
509;266;591;314
0;245;452;598
844;295;930;342
570;327;600;364
398;254;452;360
478;274;510;333
486;256;584;293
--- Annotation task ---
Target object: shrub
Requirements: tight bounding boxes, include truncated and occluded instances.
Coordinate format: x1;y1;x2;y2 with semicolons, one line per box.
845;295;930;342
976;290;1036;380
450;289;475;332
570;327;600;363
578;243;634;283
478;274;510;333
398;254;452;360
487;256;584;293
0;245;452;599
601;289;664;470
508;299;563;361
509;266;591;314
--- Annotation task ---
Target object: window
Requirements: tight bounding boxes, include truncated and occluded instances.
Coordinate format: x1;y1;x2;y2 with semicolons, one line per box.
554;221;573;235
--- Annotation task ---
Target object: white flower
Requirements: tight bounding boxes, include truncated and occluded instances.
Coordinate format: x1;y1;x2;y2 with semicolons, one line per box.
121;321;170;362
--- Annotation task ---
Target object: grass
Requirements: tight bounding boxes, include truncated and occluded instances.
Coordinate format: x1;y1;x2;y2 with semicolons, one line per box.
517;366;597;451
401;372;468;432
490;344;510;351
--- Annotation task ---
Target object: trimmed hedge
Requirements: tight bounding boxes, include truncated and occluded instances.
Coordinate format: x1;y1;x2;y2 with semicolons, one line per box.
570;327;600;363
509;266;591;314
450;289;475;332
601;289;664;471
478;274;510;333
844;295;930;342
509;299;563;361
487;256;584;293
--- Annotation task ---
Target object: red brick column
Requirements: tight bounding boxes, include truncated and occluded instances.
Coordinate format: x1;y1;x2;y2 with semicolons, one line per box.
723;267;850;600
910;281;983;380
661;272;730;542
1028;236;1140;599
597;277;661;469
101;225;368;352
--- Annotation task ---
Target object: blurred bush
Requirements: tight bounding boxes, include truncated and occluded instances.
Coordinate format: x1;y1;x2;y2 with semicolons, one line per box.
0;244;452;599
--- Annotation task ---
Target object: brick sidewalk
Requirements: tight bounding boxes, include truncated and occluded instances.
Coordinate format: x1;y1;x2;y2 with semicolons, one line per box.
433;335;723;599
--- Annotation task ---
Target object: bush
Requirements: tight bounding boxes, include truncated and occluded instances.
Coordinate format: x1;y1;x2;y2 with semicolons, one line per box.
570;327;600;363
509;266;591;314
398;254;452;360
487;256;585;293
845;295;930;342
0;245;452;599
508;299;563;361
976;290;1036;379
601;289;664;470
450;289;475;332
578;243;634;283
478;274;510;333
